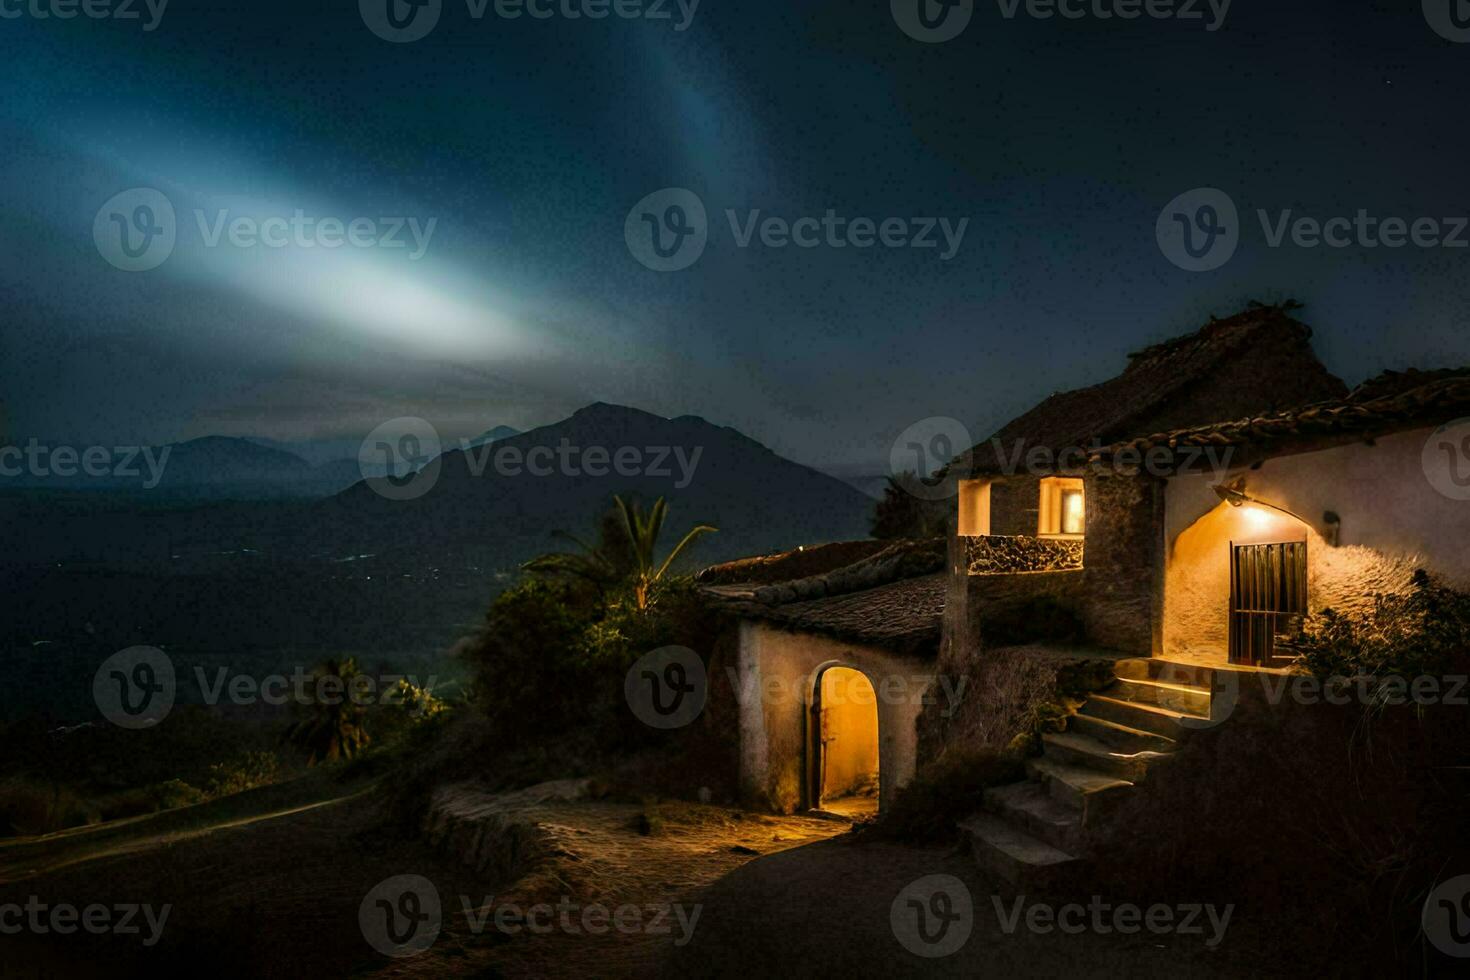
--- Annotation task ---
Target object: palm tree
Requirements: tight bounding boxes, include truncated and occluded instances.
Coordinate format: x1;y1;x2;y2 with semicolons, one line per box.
526;496;716;610
286;658;372;765
523;506;637;598
616;496;718;610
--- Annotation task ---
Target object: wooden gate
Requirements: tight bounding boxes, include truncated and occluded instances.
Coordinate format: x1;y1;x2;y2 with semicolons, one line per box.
1228;541;1308;666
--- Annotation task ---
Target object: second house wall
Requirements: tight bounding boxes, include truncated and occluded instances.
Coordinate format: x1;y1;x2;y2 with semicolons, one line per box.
735;621;926;814
1163;427;1470;659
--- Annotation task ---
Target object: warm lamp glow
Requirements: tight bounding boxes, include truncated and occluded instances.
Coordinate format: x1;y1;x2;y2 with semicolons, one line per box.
1212;479;1321;538
1242;505;1273;528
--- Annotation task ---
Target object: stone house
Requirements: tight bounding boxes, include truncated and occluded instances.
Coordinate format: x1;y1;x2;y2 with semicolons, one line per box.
701;306;1470;866
943;305;1347;661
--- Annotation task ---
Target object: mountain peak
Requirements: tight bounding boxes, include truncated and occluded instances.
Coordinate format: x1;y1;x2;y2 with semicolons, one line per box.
570;402;669;423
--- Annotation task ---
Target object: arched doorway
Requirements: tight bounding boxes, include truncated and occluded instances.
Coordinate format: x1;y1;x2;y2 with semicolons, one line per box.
808;665;880;819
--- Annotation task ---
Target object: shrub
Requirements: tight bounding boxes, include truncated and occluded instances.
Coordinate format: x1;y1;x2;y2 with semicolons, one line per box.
1292;570;1470;701
203;752;281;799
463;574;718;748
151;779;208;810
461;577;605;742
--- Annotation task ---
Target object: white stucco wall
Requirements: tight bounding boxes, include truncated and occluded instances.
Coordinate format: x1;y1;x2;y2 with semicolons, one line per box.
735;621;926;814
1163;427;1470;660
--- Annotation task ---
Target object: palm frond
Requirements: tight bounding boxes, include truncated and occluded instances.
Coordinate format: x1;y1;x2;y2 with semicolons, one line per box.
654;524;718;581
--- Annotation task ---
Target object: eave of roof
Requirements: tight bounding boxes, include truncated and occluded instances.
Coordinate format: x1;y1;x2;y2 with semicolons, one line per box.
716;573;945;658
1087;368;1470;469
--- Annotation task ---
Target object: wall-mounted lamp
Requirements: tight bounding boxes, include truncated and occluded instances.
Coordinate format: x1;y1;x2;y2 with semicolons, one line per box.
1210;478;1339;545
1212;479;1251;508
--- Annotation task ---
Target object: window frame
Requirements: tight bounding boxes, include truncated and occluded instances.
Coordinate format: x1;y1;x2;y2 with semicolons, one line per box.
1037;476;1085;539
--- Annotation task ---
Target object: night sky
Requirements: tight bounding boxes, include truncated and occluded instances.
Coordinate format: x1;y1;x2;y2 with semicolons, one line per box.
3;0;1469;472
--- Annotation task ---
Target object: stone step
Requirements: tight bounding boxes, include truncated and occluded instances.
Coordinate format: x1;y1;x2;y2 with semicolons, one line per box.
1068;712;1177;754
1025;756;1133;824
1109;677;1212;716
960;811;1078;888
983;780;1083;853
1113;657;1216;691
1078;693;1193;739
1040;731;1170;783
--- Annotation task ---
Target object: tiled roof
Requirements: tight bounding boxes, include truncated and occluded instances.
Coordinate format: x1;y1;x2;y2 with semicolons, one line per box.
694;540;891;587
700;538;946;656
716;573;945;657
945;305;1343;476
1088;367;1470;465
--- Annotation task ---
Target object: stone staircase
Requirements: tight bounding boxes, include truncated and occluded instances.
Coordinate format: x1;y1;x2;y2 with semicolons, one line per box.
961;658;1219;887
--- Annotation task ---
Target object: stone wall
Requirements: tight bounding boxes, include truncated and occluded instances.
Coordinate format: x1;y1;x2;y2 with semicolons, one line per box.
943;528;1087;671
966;534;1083;575
945;472;1163;660
1077;471;1165;656
987;474;1042;536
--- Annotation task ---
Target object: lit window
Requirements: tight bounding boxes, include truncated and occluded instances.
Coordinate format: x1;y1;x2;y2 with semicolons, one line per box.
1039;477;1085;537
957;480;992;536
1061;487;1084;535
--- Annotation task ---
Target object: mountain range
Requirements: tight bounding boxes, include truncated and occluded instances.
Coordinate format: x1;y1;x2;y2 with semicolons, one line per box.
0;404;875;570
309;402;873;568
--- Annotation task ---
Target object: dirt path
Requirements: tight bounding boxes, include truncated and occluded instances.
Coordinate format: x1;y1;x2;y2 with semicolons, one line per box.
413;797;853;977
0;778;850;979
0;775;506;978
658;835;1271;979
0;780;1280;978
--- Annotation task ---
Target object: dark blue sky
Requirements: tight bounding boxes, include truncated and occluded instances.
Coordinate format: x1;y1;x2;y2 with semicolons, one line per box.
2;0;1468;471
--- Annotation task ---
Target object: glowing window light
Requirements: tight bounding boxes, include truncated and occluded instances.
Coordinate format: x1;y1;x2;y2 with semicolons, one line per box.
1061;488;1085;535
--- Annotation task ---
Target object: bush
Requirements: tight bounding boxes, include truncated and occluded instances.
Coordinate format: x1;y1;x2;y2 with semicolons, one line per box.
203;752;281;799
461;577;606;742
462;575;718;749
1292;570;1470;699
